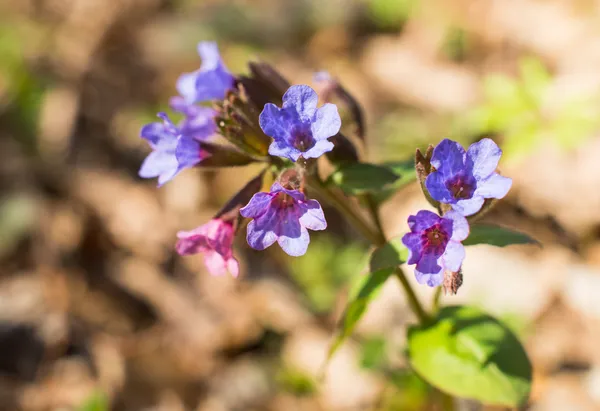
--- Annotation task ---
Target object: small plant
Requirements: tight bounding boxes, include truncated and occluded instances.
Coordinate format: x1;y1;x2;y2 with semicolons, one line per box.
137;41;538;408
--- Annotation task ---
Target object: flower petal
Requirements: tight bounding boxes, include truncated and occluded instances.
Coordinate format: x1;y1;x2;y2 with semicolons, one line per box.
197;41;221;71
203;251;229;276
452;196;485;217
414;268;444;287
175;232;210;255
302;139;334;160
407;210;440;233
170;100;216;139
475;173;512;199
425;172;455;203
268;139;302;162
311;103;341;140
139;150;179;183
175;136;205;169
259;104;292;139
193;69;235;102
416;251;443;276
467;138;503;180
176;71;200;104
282;85;318;120
240;192;273;218
442;241;465;272
402;233;422;265
246;218;278;251
227;257;240;278
140;122;176;149
443;211;470;241
278;226;310;257
298;199;327;231
430;139;466;178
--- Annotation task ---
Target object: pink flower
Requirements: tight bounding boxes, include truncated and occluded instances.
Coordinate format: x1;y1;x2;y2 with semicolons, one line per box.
176;219;239;277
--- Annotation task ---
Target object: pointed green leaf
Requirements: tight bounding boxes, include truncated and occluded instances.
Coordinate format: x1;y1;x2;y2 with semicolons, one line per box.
327;268;394;361
327;162;400;195
463;224;539;247
371;160;417;203
407;305;532;407
369;236;409;272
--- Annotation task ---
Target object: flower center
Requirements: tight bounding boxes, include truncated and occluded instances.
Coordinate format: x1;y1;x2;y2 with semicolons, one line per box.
273;192;295;209
446;174;475;200
421;224;449;253
292;130;315;152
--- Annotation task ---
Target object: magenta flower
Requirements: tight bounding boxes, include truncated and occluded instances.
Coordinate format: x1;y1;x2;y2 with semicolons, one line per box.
259;85;341;162
176;41;235;104
239;182;327;256
139;113;211;186
176;219;239;277
401;210;469;287
425;139;513;216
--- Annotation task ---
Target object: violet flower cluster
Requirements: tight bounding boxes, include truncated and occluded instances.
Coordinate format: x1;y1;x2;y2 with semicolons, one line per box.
138;41;341;277
402;138;512;289
137;40;512;292
139;41;234;187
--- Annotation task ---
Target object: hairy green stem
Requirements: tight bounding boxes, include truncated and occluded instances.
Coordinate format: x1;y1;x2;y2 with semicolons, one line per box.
393;267;430;323
306;177;383;246
307;176;429;324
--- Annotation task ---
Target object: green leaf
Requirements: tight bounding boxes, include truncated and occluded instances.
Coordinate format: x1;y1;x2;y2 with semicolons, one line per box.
327;268;394;361
77;391;108;411
327;163;400;195
369;236;409;272
407;305;532;406
359;336;388;369
463;224;539;247
519;56;552;103
371;160;417;203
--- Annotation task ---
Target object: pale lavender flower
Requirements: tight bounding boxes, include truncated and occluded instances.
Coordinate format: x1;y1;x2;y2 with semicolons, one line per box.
176;41;235;104
138;112;210;186
425;138;512;216
259;85;341;162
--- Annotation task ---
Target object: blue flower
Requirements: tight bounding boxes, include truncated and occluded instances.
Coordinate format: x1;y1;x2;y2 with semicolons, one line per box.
176;41;235;104
240;182;327;256
259;85;341;162
170;96;217;139
425;138;513;216
138;112;211;186
402;210;469;287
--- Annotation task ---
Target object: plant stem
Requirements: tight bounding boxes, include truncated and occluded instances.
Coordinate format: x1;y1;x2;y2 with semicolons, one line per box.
393;267;429;323
365;194;385;236
307;176;429;323
306;177;384;246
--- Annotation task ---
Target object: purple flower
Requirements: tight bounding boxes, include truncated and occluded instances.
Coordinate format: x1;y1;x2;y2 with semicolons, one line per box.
176;219;239;277
259;85;341;162
239;182;327;256
170;96;217;139
176;41;235;104
425;138;512;216
138;112;210;186
402;210;469;287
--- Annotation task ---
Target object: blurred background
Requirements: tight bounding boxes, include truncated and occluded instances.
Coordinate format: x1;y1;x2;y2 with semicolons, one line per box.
1;0;600;409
